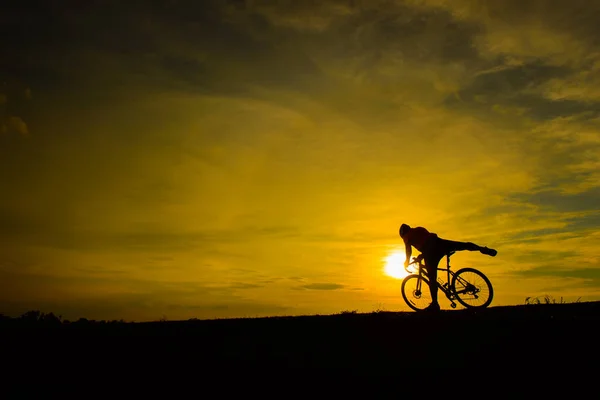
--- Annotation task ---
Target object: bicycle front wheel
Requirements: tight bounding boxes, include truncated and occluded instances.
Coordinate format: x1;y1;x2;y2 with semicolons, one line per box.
451;268;493;309
401;274;432;312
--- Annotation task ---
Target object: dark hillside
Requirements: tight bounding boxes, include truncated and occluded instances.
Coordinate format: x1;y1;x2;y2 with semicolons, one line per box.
2;301;598;378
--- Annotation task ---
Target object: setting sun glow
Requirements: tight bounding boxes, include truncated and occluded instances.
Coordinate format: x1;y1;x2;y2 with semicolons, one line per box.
383;251;408;280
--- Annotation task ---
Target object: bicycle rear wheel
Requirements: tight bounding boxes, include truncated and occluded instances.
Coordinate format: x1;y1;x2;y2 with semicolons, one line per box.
451;267;493;309
401;274;432;311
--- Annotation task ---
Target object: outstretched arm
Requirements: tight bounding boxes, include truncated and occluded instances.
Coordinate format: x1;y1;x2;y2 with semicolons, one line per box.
404;240;412;267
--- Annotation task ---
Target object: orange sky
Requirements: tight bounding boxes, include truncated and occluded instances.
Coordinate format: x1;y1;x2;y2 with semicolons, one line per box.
1;0;599;321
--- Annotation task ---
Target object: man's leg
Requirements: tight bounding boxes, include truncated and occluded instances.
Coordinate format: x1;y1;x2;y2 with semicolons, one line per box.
442;239;497;257
423;252;444;310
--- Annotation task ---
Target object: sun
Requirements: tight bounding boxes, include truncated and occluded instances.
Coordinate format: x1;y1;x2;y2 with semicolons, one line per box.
383;251;409;280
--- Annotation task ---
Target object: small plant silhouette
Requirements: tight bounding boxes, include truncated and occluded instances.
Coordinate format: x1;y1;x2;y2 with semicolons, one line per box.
20;310;62;324
372;303;387;313
525;295;581;305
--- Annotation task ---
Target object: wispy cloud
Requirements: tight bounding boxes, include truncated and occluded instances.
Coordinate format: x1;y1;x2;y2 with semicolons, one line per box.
300;283;346;291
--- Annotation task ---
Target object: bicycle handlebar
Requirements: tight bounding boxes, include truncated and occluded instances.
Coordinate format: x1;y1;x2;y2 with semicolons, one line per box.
404;256;423;273
404;251;456;273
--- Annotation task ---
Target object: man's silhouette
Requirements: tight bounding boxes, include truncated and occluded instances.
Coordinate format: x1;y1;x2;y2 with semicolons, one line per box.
399;223;497;311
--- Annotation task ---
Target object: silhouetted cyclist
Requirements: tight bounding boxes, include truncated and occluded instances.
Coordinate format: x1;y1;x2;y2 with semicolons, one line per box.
399;223;497;311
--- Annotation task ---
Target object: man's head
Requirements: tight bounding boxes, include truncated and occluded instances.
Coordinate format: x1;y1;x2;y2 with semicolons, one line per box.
399;223;411;238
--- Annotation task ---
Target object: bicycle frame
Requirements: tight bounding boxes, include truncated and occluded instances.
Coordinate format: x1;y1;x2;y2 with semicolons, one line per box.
403;250;492;310
408;251;460;305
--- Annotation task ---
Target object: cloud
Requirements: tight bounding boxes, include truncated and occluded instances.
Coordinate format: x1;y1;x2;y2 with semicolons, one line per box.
228;282;265;290
300;283;346;291
445;60;600;123
6;116;28;136
536;60;600;103
0;82;30;137
514;266;600;285
511;187;600;214
416;0;600;63
242;0;357;32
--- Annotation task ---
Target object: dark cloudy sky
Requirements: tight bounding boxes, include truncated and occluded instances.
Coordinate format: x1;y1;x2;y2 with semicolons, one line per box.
1;0;599;321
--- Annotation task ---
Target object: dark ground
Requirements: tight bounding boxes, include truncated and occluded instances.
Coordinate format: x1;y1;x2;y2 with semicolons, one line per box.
2;301;599;394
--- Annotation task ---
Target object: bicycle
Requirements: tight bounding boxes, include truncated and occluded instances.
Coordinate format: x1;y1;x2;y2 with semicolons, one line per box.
401;250;494;311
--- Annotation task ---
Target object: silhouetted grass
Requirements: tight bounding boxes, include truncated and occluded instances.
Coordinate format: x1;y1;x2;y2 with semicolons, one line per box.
525;294;581;305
